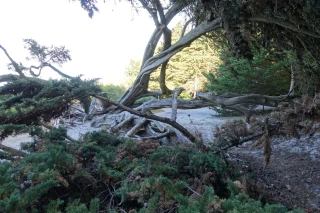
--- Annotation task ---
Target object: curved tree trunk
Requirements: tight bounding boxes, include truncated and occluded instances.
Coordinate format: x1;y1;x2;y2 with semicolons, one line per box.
119;18;222;106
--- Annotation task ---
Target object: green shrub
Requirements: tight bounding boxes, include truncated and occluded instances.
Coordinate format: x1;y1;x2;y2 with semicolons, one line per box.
0;129;305;212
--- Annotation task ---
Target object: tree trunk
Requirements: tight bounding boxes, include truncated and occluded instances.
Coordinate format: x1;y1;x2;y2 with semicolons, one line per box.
118;18;222;106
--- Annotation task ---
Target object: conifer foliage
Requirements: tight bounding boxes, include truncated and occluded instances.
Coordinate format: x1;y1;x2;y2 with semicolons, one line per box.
0;128;305;212
0;40;101;140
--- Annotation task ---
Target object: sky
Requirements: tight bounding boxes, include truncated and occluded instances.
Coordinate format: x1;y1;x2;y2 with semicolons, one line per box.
0;0;179;84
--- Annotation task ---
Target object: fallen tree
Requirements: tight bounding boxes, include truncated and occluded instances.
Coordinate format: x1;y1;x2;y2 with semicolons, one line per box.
1;0;320;142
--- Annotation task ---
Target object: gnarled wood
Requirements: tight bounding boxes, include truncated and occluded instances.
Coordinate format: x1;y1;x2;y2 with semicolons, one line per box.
111;115;134;133
92;94;196;141
119;18;221;106
125;118;147;137
171;87;185;121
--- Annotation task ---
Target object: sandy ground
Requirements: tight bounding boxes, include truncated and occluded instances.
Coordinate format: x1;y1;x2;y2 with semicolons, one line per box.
0;107;240;150
1;107;319;211
1;133;34;150
154;107;243;143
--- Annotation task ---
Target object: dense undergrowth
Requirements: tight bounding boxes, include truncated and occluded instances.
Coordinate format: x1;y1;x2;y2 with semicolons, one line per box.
0;127;305;212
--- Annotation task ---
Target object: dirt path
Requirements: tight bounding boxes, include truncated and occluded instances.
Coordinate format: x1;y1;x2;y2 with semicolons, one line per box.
230;135;320;212
157;108;320;212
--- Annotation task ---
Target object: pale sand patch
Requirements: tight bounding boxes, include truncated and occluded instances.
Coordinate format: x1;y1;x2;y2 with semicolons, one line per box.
1;133;33;150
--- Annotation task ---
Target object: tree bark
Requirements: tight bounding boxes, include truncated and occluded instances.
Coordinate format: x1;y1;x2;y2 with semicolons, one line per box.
92;94;196;141
119;18;222;106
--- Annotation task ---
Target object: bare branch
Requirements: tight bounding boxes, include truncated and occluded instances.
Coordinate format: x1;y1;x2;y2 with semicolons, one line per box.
144;124;170;140
154;0;166;25
125;118;147;137
134;98;211;111
141;1;185;65
138;0;161;27
0;45;26;78
91;94;196;142
214;131;265;153
171;87;185;121
180;18;193;39
29;65;44;77
248;16;320;38
44;63;74;79
121;18;221;106
197;92;285;107
111;115;134;133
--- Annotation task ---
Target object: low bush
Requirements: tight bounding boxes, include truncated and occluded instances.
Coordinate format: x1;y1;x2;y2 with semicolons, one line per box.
0;128;304;212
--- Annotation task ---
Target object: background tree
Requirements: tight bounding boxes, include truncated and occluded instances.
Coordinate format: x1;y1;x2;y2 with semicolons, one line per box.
123;59;141;88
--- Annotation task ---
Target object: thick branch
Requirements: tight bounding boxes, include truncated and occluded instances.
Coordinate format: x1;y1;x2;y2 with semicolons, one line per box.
248;16;320;38
145;123;170;140
121;18;221;105
159;27;172;94
125;118;147;137
138;0;161;27
141;1;184;65
180;18;193;39
171;87;185;121
111;115;134;133
154;0;166;25
92;94;196;141
44;63;74;79
134;98;211;111
0;45;26;78
197;92;285;107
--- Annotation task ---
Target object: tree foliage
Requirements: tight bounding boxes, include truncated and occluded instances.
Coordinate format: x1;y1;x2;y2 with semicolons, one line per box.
0;128;305;212
204;48;291;95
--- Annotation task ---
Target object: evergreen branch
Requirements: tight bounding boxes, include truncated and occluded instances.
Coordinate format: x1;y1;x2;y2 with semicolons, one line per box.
38;120;78;143
0;143;27;157
0;74;21;83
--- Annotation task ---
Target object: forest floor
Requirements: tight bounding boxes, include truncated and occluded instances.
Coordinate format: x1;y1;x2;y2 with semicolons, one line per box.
1;107;320;212
155;107;320;213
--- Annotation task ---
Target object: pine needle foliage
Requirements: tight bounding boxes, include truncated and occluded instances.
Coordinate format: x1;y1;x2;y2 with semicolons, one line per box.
0;77;101;139
204;48;291;96
0;129;305;212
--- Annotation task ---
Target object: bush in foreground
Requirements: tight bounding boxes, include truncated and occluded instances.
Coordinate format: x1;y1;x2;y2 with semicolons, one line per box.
0;128;304;212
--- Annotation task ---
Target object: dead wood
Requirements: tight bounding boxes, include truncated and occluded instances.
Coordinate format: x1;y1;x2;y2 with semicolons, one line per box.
197;92;285;107
150;120;165;132
143;123;171;140
125;118;148;138
171;87;185;121
91;94;196;141
134;98;211;111
111;115;134;133
214;131;265;153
